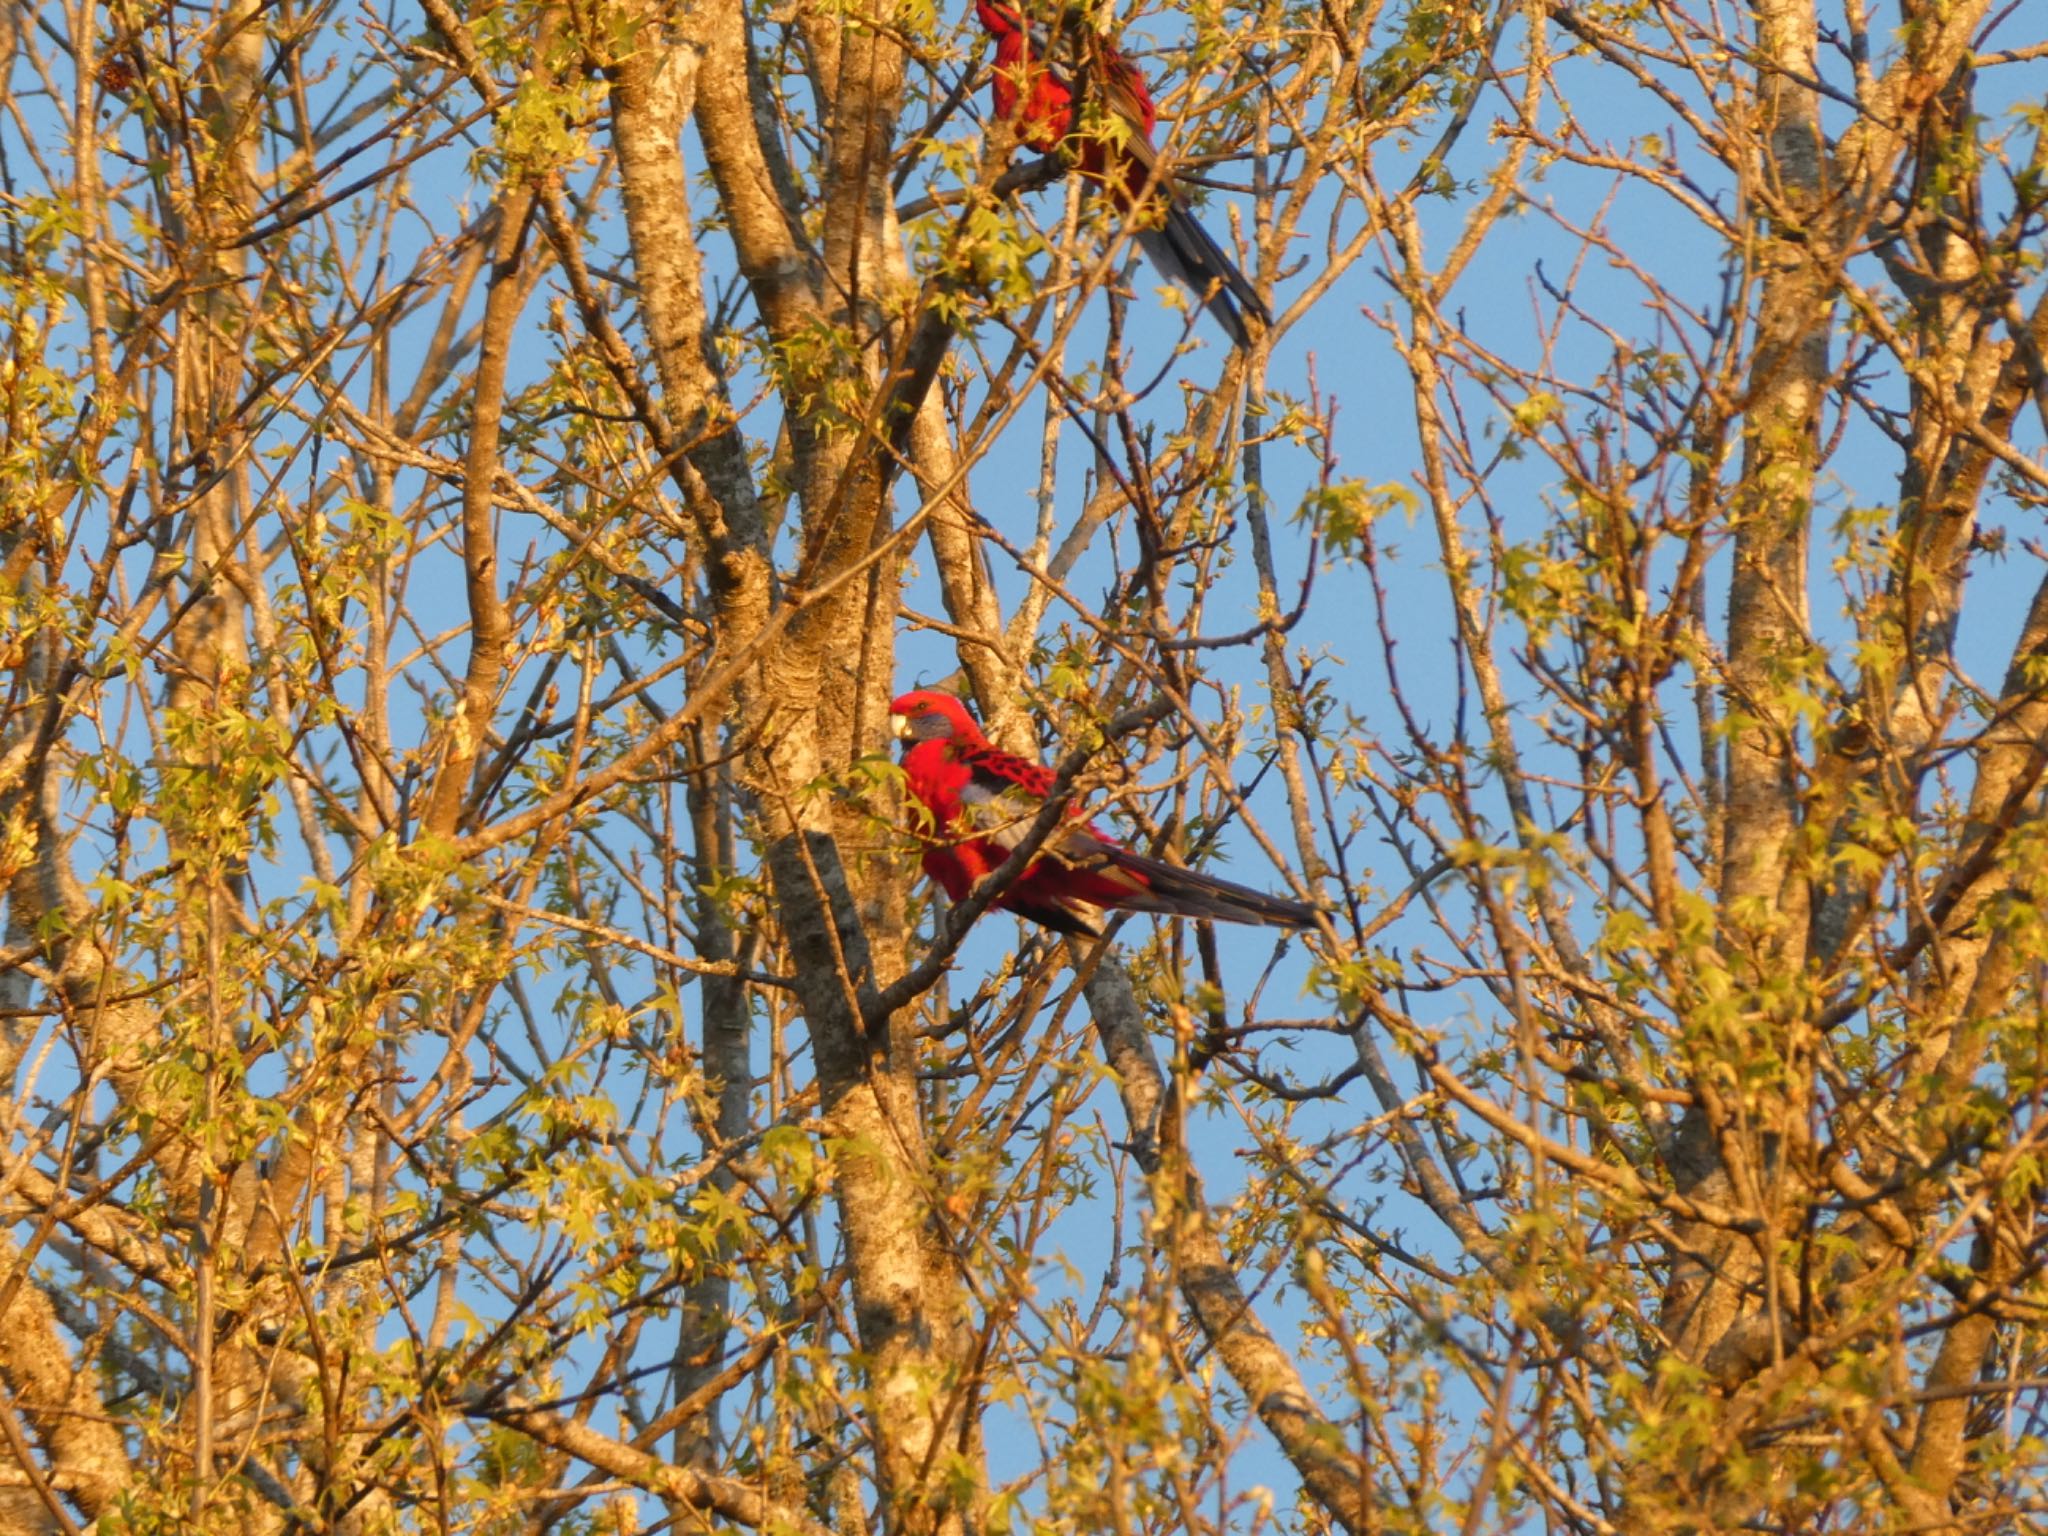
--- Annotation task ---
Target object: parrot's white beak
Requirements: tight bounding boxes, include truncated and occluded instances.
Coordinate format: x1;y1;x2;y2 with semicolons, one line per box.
888;712;910;740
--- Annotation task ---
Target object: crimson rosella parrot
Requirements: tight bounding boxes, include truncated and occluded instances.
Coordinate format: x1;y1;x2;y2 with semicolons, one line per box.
891;689;1317;936
973;0;1270;349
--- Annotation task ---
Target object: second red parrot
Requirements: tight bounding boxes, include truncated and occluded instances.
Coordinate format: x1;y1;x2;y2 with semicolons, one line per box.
974;0;1270;348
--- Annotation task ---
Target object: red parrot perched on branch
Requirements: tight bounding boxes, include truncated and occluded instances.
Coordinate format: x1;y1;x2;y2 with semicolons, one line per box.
973;0;1270;349
891;689;1317;936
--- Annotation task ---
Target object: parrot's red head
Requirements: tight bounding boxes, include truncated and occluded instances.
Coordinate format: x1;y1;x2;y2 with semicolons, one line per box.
890;689;984;747
973;0;1030;38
